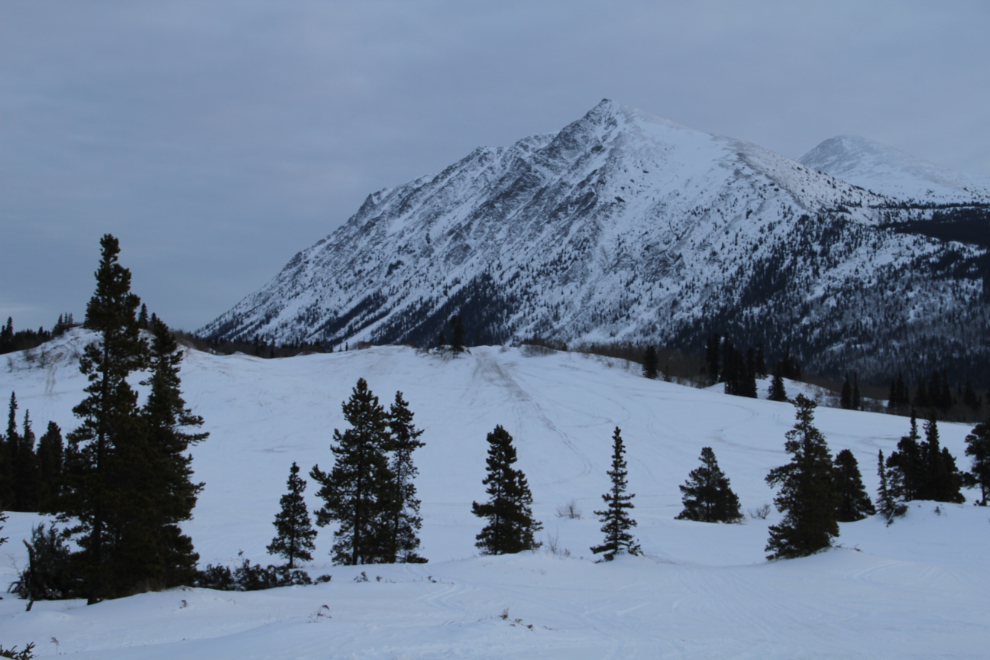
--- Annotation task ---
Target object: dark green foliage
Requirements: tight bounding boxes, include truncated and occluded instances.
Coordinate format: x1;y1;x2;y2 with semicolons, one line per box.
1;393;18;508
840;374;852;410
194;557;313;591
591;427;641;560
887;372;910;411
720;338;757;398
472;425;542;555
964;416;990;505
449;315;465;352
768;362;788;402
58;235;149;603
138;317;208;587
311;378;395;565
10;407;41;512
7;524;75;602
675;446;742;523
385;391;426;564
267;462;317;569
876;450;897;521
36;422;64;509
851;373;861;411
705;333;721;385
885;411;964;505
0;643;35;659
765;395;839;560
833;449;875;522
642;345;659;379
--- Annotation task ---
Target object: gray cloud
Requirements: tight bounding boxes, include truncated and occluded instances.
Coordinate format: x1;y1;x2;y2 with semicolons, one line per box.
2;0;988;331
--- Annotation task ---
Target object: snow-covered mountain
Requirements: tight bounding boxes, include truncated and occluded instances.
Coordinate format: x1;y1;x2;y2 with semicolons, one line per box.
202;100;990;382
799;135;990;204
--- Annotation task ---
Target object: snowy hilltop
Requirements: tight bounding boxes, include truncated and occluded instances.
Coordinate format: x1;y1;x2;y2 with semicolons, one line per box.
799;134;990;204
201;100;990;382
2;339;989;658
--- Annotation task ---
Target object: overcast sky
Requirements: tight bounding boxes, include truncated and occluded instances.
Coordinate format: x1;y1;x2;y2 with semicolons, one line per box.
2;1;988;333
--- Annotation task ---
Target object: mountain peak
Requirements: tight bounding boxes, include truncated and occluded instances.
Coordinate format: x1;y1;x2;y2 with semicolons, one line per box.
799;135;990;202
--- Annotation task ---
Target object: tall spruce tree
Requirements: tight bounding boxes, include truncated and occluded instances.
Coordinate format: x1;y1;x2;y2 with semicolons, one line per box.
591;427;641;560
311;378;395;565
267;462;317;569
705;333;721;385
139;318;208;587
765;395;839;560
449;315;465;353
1;392;18;508
58;234;148;603
964;416;990;505
472;425;542;555
840;374;852;410
385;391;426;564
885;411;923;503
833;449;875;522
642;346;659;380
920;412;963;503
675;446;742;523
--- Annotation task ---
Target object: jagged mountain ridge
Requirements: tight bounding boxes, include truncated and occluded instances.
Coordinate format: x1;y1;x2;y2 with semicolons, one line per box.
201;100;990;382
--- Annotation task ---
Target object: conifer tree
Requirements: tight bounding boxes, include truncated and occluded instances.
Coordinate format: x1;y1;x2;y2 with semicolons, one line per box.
472;425;542;555
449;315;465;353
833;449;875;522
385;391;426;563
876;450;896;520
840;374;852;410
765;395;839;560
920;412;963;503
12;410;40;512
57;234;148;603
139;317;208;587
885;411;923;502
675;446;742;523
267;462;317;569
768;363;788;402
705;333;721;385
311;378;394;565
642;346;659;380
591;427;641;560
1;392;18;507
964;416;990;505
852;373;861;411
37;422;64;510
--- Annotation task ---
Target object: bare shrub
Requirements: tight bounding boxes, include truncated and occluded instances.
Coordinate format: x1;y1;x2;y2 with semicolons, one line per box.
748;504;771;520
555;499;581;519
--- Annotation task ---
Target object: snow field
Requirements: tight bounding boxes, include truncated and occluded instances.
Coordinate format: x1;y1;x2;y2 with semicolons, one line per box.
1;333;988;657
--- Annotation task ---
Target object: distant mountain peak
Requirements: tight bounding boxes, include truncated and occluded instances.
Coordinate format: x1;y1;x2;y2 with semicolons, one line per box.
799;135;990;203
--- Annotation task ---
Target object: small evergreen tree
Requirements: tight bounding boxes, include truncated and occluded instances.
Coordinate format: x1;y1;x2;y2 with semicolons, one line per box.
385;391;426;563
449;315;465;353
768;362;788;402
886;411;923;502
833;449;875;522
642;346;659;380
840;374;852;410
851;373;861;411
36;422;64;510
591;427;641;560
964;417;990;505
705;333;721;385
876;450;896;521
675;447;742;523
920;412;963;503
12;410;40;512
311;378;394;565
472;425;542;555
267;462;317;569
765;395;839;560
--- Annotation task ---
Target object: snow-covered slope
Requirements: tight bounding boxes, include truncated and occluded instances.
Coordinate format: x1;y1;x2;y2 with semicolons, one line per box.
799;135;990;204
200;100;990;383
2;335;989;657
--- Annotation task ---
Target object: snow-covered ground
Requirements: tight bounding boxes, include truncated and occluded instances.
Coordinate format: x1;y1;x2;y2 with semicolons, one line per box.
2;331;988;658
